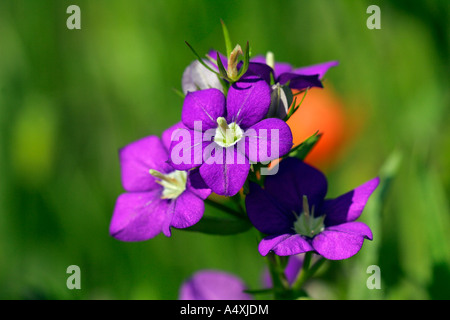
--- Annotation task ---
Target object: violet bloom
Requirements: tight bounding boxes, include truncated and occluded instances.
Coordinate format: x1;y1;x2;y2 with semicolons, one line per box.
179;270;252;300
246;158;379;260
169;76;293;197
109;122;211;241
249;52;338;91
210;50;337;91
209;50;338;118
250;53;339;119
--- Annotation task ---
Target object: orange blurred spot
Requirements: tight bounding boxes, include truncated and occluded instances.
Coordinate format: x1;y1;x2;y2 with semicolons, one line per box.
287;87;349;169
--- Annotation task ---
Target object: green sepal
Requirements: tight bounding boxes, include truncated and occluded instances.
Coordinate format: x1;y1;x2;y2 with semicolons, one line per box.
216;52;231;81
284;88;308;121
287;131;322;161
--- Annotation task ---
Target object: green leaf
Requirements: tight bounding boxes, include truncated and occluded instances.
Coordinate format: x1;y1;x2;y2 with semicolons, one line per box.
182;216;252;235
287;131;322;160
185;41;219;75
220;19;232;58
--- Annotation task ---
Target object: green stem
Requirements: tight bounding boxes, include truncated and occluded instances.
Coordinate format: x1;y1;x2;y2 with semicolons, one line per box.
308;257;326;277
244;288;274;295
265;252;290;299
292;252;312;290
231;193;245;215
292;253;326;292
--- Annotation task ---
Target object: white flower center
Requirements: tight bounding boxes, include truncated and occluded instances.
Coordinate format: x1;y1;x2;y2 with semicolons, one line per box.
214;117;244;148
149;169;187;200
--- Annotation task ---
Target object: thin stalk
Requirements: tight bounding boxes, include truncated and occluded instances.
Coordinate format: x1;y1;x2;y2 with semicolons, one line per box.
292;252;312;290
292;253;326;292
243;288;274;295
266;252;290;299
231;193;246;215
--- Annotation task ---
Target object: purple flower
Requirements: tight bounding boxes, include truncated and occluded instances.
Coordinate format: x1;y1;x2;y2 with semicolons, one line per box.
109;122;211;242
249;53;338;119
179;270;252;300
169;76;293;196
210;50;337;90
249;53;338;90
246;158;379;260
207;50;337;119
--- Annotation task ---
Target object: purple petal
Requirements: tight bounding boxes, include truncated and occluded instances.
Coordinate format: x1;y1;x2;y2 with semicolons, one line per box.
259;234;314;256
226;76;271;129
246;182;295;235
182;88;226;131
293;61;339;79
109;191;169;241
273;62;293;79
119;136;172;192
248;55;292;79
249;55;266;64
264;158;328;213
244;62;273;84
179;270;252;300
187;168;212;200
199;146;250;196
312;222;372;260
162;122;187;151
326;221;373;240
181;59;223;94
323;177;380;226
164;189;205;235
240;118;293;163
284;254;305;284
168;128;210;171
277;73;323;90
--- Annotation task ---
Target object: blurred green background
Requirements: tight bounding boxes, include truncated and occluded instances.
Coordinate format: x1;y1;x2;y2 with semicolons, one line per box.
0;0;449;300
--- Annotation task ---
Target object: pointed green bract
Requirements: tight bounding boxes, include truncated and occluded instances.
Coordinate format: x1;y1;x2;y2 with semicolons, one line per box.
185;41;219;75
287;131;322;161
221;19;233;58
285;88;308;121
172;87;185;99
236;41;250;79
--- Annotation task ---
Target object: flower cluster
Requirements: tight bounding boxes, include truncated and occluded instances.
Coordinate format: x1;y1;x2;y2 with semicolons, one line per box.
109;24;379;299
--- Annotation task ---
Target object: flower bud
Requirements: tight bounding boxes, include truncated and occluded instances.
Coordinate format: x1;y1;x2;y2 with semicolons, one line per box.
266;83;293;119
227;44;243;80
